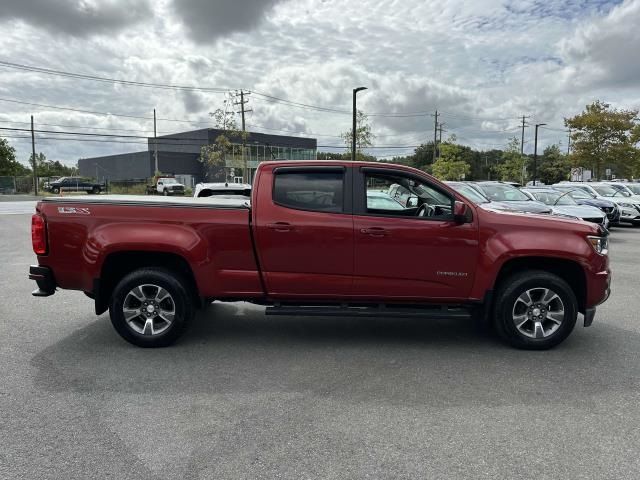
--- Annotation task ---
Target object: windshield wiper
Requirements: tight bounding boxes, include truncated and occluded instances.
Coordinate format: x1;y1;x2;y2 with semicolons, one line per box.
553;190;574;206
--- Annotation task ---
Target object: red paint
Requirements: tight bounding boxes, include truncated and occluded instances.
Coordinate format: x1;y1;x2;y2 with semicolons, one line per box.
32;161;610;311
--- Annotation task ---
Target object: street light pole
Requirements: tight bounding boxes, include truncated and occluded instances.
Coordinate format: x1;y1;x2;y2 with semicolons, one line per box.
352;87;367;162
533;123;547;186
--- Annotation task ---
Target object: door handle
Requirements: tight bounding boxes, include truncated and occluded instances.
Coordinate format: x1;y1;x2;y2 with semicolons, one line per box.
360;227;388;237
267;222;292;232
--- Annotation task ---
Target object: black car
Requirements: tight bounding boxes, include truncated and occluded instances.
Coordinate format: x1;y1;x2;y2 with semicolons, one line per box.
48;177;103;194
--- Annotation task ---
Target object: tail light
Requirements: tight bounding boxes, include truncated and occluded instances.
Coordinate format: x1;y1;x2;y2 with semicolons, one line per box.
31;214;48;255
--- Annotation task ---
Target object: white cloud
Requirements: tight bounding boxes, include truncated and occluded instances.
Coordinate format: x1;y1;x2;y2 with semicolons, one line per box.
0;0;635;165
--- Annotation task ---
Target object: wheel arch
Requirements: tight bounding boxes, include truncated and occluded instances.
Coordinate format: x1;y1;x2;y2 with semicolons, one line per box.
492;256;587;314
95;251;200;315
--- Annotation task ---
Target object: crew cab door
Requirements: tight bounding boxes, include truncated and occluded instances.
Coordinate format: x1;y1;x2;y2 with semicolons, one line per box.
352;167;479;301
253;165;354;298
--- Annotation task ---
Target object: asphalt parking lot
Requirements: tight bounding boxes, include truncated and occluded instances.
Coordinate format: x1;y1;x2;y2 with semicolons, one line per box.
1;206;639;479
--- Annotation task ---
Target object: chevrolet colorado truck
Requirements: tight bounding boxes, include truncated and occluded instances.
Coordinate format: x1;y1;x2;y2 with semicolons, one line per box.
29;161;611;349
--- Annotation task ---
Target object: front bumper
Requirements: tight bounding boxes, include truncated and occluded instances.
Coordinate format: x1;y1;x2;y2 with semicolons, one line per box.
29;265;56;297
584;268;611;327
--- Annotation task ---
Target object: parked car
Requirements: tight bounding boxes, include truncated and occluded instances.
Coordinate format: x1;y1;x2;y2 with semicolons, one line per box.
146;176;185;196
589;183;640;226
603;181;640;199
551;184;620;224
521;187;609;229
445;181;526;213
30;160;610;351
469;181;552;214
47;177;103;194
194;182;252;198
366;190;407;210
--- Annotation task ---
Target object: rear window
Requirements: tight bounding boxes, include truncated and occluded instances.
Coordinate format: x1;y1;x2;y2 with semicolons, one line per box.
274;171;344;213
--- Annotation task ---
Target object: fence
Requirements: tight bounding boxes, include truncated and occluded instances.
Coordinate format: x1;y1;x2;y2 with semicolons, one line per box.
0;176;36;194
107;178;148;195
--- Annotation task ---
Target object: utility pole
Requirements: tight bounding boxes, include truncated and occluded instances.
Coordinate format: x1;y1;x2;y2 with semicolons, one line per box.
153;109;158;175
438;123;446;144
234;90;252;182
533;123;547;186
31;115;38;195
432;110;440;163
567;129;571;155
520;116;529;155
352;87;367;162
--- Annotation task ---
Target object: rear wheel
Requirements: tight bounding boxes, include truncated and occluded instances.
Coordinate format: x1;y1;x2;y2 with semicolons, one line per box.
493;270;577;350
109;268;194;347
91;186;101;194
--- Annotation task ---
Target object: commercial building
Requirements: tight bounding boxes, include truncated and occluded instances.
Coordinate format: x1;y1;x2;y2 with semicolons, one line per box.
78;128;317;185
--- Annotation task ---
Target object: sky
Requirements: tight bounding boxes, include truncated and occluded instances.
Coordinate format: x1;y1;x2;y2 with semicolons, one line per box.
0;0;639;166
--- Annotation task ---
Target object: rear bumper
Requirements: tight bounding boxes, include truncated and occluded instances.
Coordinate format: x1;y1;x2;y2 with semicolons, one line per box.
29;265;56;297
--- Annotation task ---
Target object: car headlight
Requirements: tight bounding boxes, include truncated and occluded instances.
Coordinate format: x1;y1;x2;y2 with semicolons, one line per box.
587;236;609;255
619;202;634;208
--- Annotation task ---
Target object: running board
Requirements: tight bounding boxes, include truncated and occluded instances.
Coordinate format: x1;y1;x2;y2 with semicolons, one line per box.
265;303;473;319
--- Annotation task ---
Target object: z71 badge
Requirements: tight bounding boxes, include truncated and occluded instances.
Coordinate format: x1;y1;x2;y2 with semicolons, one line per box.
57;207;91;215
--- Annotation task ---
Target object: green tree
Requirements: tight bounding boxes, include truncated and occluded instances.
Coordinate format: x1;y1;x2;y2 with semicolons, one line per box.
29;152;74;177
431;143;471;180
496;137;527;183
340;110;374;160
565;100;639;180
200;106;249;182
537;144;571;185
0;137;31;176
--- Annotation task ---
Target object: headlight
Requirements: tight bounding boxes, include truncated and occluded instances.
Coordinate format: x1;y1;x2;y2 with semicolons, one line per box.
587;236;609;255
619;202;634;208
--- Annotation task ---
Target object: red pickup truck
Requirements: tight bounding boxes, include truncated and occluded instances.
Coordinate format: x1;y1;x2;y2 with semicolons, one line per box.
29;161;611;349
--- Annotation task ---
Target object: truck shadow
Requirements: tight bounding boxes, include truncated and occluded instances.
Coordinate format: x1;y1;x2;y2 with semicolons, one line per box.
31;301;640;408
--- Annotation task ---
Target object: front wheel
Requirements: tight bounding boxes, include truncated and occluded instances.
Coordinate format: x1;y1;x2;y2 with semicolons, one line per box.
109;268;194;347
493;270;578;350
163;189;169;196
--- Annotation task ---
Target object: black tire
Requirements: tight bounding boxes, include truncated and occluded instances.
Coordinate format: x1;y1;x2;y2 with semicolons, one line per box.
163;189;169;196
52;187;60;194
109;268;194;347
493;270;578;350
91;186;101;194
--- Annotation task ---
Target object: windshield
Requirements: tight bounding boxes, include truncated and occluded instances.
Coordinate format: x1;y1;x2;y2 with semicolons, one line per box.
592;185;619;197
477;184;530;201
449;183;489;204
161;178;178;184
526;190;577;206
562;188;593;199
626;184;640;195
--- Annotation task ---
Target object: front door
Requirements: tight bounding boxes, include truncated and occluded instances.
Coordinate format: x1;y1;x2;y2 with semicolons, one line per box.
253;166;354;299
352;168;479;301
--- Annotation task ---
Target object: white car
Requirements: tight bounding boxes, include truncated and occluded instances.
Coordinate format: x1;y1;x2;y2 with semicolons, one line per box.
521;187;609;229
194;182;252;198
155;177;185;196
567;183;640;225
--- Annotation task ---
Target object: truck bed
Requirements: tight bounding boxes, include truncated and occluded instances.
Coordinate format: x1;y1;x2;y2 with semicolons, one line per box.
40;195;250;209
35;194;262;301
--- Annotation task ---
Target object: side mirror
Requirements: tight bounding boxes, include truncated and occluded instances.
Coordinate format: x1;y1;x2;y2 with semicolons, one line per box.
453;201;472;224
406;196;418;208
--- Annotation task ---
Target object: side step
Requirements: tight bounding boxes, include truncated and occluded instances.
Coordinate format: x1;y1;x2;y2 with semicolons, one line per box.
265;303;473;319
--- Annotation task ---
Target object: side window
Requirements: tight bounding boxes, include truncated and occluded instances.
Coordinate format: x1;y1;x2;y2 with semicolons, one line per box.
364;172;453;219
274;171;344;213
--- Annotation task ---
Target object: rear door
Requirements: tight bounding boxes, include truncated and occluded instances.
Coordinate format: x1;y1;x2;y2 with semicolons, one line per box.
253;165;354;299
352;167;479;301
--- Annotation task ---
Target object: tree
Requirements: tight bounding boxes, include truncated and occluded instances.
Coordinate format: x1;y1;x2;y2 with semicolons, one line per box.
200;106;249;181
496;137;527;183
0;137;30;176
340;110;374;160
431;142;471;180
565;100;639;180
537;145;571;185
